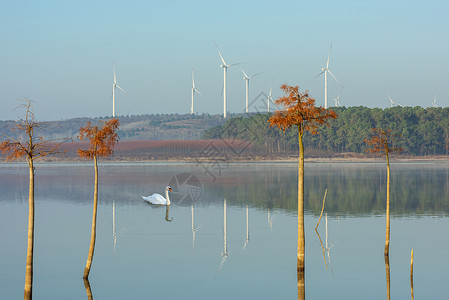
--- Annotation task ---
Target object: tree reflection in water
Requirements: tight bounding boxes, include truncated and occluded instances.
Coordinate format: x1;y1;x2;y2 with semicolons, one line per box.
315;213;334;274
385;255;391;300
410;249;414;300
297;269;305;300
83;278;93;300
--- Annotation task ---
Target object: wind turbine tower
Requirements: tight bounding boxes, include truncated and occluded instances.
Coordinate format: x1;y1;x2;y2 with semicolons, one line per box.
315;44;340;109
241;67;262;113
191;69;202;114
112;64;126;118
215;42;239;118
267;85;273;112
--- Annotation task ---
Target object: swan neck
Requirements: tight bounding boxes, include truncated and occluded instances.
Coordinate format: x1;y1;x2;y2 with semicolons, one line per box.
166;189;171;205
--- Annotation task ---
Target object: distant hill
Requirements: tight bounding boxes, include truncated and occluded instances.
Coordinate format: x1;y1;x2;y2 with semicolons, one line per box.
0;113;228;141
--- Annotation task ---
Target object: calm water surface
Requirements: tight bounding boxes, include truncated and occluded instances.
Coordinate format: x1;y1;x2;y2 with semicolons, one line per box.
0;161;448;299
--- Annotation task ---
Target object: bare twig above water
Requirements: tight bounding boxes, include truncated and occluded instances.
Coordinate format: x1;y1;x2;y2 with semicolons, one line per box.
315;189;328;230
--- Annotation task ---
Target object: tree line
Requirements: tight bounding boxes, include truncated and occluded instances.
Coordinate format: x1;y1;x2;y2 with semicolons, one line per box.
202;106;449;156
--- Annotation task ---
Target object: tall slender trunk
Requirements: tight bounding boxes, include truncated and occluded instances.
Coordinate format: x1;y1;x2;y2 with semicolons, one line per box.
297;127;305;272
385;153;390;256
24;157;34;300
84;156;98;278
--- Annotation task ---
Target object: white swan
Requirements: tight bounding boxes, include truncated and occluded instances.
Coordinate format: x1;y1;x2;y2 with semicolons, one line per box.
142;186;173;205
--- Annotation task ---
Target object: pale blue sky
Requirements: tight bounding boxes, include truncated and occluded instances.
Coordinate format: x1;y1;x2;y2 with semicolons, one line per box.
1;0;448;120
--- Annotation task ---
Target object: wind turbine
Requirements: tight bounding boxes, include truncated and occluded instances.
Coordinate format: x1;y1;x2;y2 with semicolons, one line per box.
215;42;239;118
112;64;126;118
191;69;202;114
432;95;438;107
333;85;344;107
240;67;262;113
388;94;404;107
388;95;395;107
315;43;340;109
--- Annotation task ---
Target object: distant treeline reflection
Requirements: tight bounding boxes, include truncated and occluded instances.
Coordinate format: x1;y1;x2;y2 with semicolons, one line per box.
1;163;447;216
201;164;449;216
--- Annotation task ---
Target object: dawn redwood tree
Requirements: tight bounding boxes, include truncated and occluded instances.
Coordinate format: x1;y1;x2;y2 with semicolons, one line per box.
268;85;337;273
364;128;402;256
0;101;67;300
78;118;119;279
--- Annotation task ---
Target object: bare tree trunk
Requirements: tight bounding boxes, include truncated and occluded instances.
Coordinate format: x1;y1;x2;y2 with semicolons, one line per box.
385;153;390;256
84;156;98;279
297;127;305;272
24;157;34;300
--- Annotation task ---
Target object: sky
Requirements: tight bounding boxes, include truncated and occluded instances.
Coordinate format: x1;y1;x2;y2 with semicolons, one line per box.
1;0;448;121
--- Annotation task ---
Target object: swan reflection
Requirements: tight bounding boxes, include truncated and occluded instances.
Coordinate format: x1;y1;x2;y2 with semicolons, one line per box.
165;206;173;222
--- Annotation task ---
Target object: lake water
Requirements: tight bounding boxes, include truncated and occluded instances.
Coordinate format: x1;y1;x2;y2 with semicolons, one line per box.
0;161;448;299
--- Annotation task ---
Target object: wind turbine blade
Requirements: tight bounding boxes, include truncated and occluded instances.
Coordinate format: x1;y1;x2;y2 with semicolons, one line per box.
195;89;203;96
240;66;249;79
337;84;344;99
249;72;263;79
228;63;240;67
314;71;325;78
214;42;227;65
326;43;333;68
192;69;195;89
327;69;340;84
269;85;272;97
113;65;117;84
116;85;126;94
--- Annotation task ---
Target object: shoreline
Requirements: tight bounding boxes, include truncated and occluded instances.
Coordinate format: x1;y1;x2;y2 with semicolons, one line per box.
1;155;448;165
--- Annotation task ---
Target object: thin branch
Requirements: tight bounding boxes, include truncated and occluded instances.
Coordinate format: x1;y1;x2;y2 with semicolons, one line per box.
315;189;328;230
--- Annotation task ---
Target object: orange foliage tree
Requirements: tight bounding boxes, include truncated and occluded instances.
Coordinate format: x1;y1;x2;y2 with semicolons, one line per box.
364;128;403;256
78;118;119;279
269;85;337;274
0;100;67;300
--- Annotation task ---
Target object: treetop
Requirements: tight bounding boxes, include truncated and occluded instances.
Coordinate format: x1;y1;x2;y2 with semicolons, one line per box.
268;84;338;134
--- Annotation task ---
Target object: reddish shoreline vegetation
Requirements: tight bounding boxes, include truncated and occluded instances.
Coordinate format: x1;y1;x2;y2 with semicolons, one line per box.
1;139;448;162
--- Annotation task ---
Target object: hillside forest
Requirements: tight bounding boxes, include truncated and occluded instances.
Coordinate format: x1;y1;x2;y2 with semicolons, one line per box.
202;106;449;156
